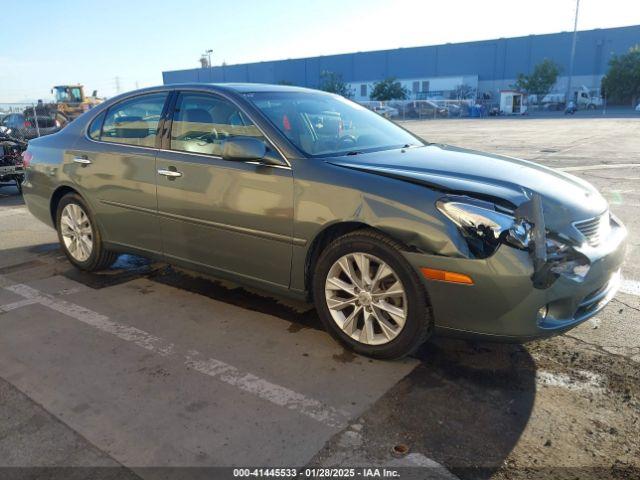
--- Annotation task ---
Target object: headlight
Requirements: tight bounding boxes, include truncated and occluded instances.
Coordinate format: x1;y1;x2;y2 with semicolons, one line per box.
436;197;532;258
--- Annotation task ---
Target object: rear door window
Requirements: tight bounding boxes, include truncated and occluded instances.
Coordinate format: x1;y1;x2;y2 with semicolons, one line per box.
101;93;168;148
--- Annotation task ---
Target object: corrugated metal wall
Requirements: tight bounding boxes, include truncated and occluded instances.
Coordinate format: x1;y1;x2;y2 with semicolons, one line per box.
163;25;640;87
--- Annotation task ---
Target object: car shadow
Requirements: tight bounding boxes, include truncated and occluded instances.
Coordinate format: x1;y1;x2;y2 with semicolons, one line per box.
402;338;536;478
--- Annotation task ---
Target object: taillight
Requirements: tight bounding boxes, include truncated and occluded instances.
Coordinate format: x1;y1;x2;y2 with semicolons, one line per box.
22;151;33;168
24;121;32;128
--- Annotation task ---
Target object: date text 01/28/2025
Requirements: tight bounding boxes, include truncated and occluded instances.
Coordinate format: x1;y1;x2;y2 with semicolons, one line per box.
232;468;401;478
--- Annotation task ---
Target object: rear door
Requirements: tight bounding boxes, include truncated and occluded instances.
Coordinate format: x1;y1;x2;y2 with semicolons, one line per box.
69;91;170;254
155;90;294;287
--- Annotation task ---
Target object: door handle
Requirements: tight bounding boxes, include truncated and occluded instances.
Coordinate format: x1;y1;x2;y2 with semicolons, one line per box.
73;156;92;165
157;169;182;178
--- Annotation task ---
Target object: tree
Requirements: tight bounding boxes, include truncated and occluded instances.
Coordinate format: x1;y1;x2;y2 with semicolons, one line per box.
370;77;408;101
601;45;640;105
515;59;561;106
318;71;353;98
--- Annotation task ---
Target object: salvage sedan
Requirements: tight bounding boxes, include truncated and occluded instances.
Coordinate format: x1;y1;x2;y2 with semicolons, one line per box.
22;84;626;359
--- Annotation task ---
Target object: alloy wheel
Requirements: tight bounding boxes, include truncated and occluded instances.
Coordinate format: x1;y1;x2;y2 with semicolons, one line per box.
60;203;94;262
324;252;407;345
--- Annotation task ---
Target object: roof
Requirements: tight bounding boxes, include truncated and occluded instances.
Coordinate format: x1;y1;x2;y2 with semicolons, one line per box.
164;82;318;93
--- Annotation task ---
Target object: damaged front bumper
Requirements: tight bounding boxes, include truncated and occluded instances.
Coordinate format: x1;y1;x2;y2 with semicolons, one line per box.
402;216;627;341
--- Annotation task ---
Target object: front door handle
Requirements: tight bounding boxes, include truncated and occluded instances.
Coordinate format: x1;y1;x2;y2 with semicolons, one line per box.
157;168;182;178
73;156;92;165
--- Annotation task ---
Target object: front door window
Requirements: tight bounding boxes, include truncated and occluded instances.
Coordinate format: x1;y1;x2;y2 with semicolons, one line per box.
170;93;265;156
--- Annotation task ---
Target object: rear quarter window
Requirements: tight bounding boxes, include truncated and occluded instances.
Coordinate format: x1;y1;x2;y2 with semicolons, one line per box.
88;111;106;140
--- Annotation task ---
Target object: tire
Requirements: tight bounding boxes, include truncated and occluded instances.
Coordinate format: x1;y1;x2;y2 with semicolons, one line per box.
55;193;117;271
312;229;432;359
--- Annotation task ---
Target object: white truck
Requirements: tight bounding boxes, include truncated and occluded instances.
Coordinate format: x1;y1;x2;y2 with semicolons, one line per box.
536;86;603;110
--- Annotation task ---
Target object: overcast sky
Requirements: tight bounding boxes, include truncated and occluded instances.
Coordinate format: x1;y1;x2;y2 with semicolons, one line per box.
1;0;639;102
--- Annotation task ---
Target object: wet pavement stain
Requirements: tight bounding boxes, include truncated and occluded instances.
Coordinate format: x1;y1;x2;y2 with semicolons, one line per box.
28;243;60;254
287;322;311;333
185;401;209;413
0;259;47;274
62;254;160;289
332;349;357;363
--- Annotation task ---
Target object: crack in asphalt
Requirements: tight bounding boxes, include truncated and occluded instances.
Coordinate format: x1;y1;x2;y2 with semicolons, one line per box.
612;297;640;313
563;332;638;362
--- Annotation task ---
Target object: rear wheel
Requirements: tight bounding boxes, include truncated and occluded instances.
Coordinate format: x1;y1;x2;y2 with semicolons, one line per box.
313;230;432;359
56;193;117;271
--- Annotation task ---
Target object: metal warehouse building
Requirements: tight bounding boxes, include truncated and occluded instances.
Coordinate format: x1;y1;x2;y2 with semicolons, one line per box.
163;25;640;102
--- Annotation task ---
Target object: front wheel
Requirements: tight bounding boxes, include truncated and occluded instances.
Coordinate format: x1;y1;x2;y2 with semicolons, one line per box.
56;193;117;271
313;230;432;359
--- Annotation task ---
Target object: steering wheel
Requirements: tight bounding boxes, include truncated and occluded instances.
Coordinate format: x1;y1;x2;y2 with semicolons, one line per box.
337;135;357;149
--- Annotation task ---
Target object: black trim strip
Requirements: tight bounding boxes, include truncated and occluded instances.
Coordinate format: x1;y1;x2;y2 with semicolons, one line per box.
100;200;156;215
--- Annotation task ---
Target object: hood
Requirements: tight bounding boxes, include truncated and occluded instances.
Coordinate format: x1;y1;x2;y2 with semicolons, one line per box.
327;144;608;234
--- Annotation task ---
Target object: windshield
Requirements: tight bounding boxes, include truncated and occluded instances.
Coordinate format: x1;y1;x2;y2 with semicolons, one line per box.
54;87;69;102
54;87;82;103
245;91;424;157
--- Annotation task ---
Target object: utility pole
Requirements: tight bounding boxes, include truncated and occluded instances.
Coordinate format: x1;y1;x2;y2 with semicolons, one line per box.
114;76;121;94
565;0;580;106
205;49;213;81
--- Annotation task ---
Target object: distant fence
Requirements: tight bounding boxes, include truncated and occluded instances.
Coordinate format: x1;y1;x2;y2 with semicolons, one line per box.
358;99;496;120
0;103;62;140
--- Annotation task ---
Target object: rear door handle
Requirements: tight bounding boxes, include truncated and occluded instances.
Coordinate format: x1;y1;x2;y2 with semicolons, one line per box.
73;156;92;165
157;169;182;178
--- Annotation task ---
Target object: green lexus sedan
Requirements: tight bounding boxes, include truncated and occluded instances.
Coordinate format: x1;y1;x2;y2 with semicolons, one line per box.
22;84;627;359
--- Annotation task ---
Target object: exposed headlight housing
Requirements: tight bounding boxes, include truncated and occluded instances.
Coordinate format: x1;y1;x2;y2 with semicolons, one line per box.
436;197;532;258
436;195;591;285
546;237;591;282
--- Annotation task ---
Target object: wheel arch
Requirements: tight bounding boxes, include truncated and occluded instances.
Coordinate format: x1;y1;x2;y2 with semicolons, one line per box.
303;221;417;295
49;185;80;226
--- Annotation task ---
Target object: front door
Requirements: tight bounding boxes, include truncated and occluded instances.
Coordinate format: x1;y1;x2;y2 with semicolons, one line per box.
69;91;169;253
155;91;294;288
513;94;521;114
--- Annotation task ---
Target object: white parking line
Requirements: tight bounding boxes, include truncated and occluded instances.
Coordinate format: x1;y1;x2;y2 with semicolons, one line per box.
621;279;640;297
2;283;349;428
559;163;640;172
0;207;26;217
0;298;38;313
536;370;604;393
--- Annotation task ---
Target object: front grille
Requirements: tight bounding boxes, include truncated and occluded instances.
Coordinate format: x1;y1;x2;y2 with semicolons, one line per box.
573;212;610;247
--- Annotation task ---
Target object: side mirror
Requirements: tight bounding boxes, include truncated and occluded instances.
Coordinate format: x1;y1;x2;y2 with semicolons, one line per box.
223;137;266;161
222;137;287;167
